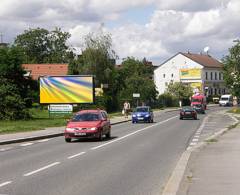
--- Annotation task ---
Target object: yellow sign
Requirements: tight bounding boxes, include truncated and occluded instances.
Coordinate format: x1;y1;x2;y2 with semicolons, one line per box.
190;82;202;92
180;68;201;79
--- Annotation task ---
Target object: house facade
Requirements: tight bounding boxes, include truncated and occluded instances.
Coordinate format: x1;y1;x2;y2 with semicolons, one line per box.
154;52;227;96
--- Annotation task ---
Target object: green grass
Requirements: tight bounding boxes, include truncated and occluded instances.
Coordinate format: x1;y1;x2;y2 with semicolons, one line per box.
228;108;240;114
0;108;71;134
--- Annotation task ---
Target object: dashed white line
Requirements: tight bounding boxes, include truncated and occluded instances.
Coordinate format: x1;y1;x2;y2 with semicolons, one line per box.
68;152;86;159
190;142;197;146
37;139;51;143
0;181;12;188
0;147;12;152
23;162;60;177
194;135;200;138
20;143;33;147
91;115;178;150
192;138;199;142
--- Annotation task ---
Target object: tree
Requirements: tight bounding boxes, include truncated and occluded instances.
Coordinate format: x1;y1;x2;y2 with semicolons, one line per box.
0;46;32;120
166;82;193;106
118;57;158;106
14;27;74;63
222;40;240;97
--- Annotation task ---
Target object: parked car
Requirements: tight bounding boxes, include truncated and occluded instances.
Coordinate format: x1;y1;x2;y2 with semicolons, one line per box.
132;106;154;123
64;109;111;142
180;107;197;120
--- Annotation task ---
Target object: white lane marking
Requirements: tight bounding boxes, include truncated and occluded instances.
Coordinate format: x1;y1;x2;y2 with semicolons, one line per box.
190;142;197;146
91;115;178;150
23;162;60;177
192;139;199;142
0;181;12;187
0;147;12;152
194;135;200;138
68;152;86;159
20;143;33;147
37;139;51;143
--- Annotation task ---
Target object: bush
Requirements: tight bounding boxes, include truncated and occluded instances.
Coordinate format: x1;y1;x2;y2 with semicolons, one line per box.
157;93;178;107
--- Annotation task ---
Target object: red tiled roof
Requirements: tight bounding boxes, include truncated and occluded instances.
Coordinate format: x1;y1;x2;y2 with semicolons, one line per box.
22;64;68;80
181;52;223;68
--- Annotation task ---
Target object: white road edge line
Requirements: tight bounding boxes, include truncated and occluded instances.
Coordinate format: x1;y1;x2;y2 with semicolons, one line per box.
192;138;199;142
68;152;86;159
0;181;12;188
91;115;178;150
20;143;33;147
23;162;60;177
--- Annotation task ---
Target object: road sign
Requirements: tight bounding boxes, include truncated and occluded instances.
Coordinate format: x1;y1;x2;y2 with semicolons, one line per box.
133;93;140;98
49;104;73;113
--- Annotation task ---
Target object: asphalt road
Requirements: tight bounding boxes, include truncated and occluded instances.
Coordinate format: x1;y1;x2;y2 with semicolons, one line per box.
0;106;227;195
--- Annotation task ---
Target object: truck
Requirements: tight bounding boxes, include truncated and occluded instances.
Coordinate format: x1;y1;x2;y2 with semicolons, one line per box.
219;94;233;106
191;93;207;114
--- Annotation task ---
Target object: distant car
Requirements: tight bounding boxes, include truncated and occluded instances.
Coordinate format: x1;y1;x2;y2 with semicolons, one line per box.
64;109;111;142
132;106;154;123
219;94;233;106
180;107;197;120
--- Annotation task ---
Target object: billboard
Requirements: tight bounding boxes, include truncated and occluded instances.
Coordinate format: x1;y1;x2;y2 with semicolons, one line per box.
40;76;94;104
190;82;202;93
180;68;202;79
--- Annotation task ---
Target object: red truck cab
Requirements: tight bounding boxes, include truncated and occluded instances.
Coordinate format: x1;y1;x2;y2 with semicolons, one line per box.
191;93;207;114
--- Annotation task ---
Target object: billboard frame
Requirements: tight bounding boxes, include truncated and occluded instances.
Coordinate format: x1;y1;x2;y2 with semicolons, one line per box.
39;75;95;104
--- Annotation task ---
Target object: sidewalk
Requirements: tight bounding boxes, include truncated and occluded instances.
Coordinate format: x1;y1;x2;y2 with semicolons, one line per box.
0;108;178;145
177;117;240;195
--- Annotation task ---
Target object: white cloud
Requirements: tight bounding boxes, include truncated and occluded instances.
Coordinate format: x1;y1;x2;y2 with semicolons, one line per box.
0;0;239;64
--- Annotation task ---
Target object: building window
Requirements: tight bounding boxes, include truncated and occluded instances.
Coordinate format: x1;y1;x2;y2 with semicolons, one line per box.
215;72;217;80
171;73;174;78
205;72;208;80
165;82;168;86
219;72;221;80
210;72;213;80
214;88;217;95
163;74;165;78
223;88;225;94
219;88;221;95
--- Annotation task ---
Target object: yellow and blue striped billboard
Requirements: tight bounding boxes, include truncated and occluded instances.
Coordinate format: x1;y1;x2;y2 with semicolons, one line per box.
40;76;94;104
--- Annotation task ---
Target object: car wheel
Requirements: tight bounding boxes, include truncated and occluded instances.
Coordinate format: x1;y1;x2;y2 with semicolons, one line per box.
180;117;183;120
194;116;197;120
151;119;154;123
106;130;111;138
65;138;71;143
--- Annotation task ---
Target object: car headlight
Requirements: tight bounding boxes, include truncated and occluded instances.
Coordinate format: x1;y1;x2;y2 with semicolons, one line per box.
89;127;97;131
137;114;141;117
145;114;149;117
66;128;75;131
132;114;136;117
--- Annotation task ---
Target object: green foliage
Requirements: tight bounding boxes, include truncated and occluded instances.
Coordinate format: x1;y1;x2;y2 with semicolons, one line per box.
118;57;158;107
14;27;74;63
222;40;240;97
166;82;193;101
157;93;178;107
0;47;32;120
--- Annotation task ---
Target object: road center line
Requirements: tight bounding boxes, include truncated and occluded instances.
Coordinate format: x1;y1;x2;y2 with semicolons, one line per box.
37;139;51;143
68;152;86;159
23;162;60;177
91;115;178;150
0;181;12;188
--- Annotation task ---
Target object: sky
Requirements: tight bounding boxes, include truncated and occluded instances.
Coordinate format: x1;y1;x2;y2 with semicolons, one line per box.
0;0;239;64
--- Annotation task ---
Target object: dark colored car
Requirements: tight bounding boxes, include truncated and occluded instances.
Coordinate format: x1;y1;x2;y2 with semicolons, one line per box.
180;107;197;120
132;106;154;123
64;109;111;142
193;104;205;114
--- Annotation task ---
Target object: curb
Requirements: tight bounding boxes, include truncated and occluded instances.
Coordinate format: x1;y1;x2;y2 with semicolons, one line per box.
162;112;239;195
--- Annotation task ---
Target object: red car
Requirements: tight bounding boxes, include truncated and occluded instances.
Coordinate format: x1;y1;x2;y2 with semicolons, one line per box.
180;107;197;120
64;109;111;142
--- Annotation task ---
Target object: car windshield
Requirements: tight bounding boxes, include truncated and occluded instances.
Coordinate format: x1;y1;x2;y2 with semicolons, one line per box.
182;107;193;111
136;107;149;112
221;97;229;101
71;113;100;122
192;98;201;102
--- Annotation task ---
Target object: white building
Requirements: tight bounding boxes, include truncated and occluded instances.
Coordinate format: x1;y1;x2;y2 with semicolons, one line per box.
154;52;227;96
